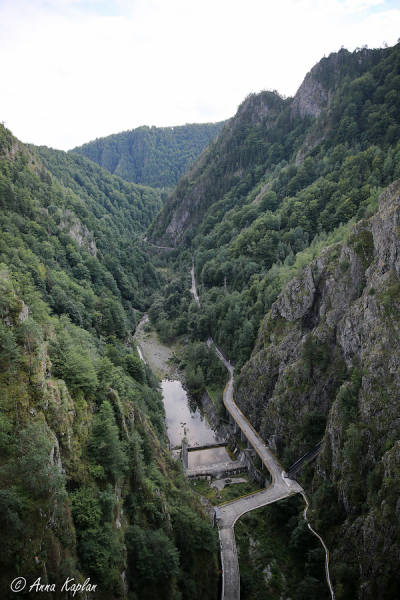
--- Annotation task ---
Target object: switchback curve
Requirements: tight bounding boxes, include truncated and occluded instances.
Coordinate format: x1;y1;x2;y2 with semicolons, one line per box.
190;265;334;600
190;266;302;599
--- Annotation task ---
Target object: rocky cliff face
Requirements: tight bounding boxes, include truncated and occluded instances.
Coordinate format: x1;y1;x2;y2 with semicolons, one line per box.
236;180;400;598
60;209;98;255
290;68;330;120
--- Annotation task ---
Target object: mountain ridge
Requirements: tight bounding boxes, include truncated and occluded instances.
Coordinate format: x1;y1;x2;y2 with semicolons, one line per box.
235;179;400;598
70;121;226;190
150;44;393;248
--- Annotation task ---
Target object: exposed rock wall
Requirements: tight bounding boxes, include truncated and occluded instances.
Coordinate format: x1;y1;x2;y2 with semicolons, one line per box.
290;70;330;119
60;209;98;255
236;180;400;598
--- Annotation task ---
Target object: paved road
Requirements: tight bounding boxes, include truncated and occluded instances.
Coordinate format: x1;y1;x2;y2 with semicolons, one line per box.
216;354;302;600
219;355;301;491
188;268;302;600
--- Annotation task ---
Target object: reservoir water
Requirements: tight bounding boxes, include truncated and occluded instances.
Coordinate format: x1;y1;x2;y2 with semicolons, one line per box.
188;447;232;468
161;379;216;448
161;379;232;466
135;318;232;466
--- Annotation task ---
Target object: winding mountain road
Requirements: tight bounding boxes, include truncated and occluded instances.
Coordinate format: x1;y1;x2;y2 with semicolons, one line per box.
216;350;302;600
190;265;302;600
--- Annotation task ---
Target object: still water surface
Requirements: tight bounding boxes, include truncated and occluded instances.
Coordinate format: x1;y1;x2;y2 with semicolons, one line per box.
135;319;231;465
161;379;232;466
161;379;216;448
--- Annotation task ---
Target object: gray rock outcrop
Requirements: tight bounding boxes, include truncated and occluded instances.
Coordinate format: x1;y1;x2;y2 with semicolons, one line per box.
236;180;400;598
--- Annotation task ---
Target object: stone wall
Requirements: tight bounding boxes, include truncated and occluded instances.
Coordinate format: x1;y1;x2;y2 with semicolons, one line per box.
241;449;271;487
201;390;241;457
181;441;188;470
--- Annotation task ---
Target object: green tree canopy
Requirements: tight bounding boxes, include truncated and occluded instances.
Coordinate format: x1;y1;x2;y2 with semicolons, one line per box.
88;400;129;479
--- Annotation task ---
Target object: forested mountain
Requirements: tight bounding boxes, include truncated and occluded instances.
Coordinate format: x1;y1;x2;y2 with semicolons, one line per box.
70;122;226;190
145;41;400;599
149;42;400;370
235;181;400;599
0;125;218;600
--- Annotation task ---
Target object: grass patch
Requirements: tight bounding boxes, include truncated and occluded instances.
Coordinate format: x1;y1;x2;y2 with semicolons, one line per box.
207;386;225;419
189;474;261;506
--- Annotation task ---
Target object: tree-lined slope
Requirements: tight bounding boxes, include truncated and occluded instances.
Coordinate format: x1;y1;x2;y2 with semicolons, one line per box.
152;44;400;248
71;121;226;189
235;180;400;599
149;42;400;373
0;125;219;600
29;143;163;315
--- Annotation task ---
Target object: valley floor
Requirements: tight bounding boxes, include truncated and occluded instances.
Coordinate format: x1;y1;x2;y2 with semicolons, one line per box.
134;317;176;379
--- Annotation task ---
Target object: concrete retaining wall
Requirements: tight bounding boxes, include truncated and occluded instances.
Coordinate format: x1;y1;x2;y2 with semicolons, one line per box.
186;460;248;480
199;390;270;486
188;442;229;452
181;441;189;470
241;450;271;487
201;390;242;458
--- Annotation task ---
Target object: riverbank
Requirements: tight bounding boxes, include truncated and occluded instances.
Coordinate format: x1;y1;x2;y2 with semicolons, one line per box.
134;317;225;454
134;317;178;379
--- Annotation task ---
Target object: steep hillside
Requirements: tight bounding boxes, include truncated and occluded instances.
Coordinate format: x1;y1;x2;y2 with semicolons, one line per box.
33;145;162;232
235;180;400;599
70;122;226;189
0;125;218;600
147;42;400;374
151;45;395;247
9;140;163;316
143;42;400;598
0;269;218;600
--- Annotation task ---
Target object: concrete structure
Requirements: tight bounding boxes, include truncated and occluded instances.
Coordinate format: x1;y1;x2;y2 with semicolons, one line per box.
187;442;229;452
200;390;241;455
288;440;324;479
181;441;188;470
241;449;270;488
186;460;248;480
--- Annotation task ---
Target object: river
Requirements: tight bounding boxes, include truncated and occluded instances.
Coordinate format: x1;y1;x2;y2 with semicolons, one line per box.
134;315;231;466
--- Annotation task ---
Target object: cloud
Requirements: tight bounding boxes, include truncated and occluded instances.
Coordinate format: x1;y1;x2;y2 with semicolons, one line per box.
0;0;398;150
324;0;385;15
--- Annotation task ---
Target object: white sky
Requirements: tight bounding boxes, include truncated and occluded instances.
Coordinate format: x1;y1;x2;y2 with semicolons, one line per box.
0;0;399;151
